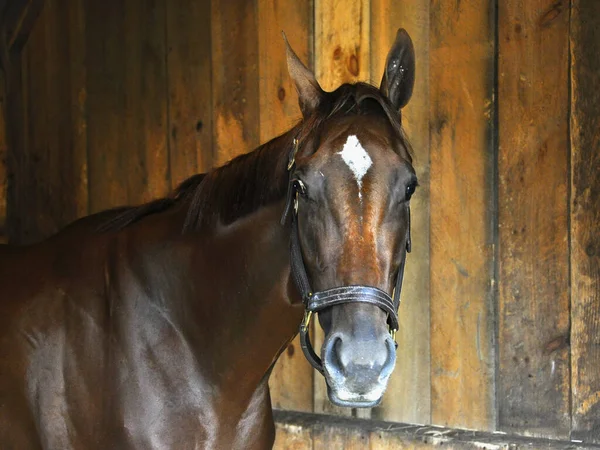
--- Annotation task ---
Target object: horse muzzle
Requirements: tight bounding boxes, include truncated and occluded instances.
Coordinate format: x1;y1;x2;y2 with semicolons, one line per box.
321;329;397;408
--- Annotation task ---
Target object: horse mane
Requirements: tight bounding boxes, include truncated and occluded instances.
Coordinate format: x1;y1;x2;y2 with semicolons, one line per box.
98;81;412;233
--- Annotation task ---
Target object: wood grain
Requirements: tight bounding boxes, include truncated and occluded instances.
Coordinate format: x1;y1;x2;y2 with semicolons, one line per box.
66;0;88;220
4;50;25;244
211;0;260;167
166;0;213;186
12;0;76;242
0;67;6;243
41;0;85;230
85;0;128;212
273;422;313;450
12;4;45;242
497;0;570;438
570;0;600;442
258;0;314;414
369;0;431;424
122;0;169;204
429;0;495;430
313;0;370;418
8;0;86;243
315;0;370;90
313;424;369;450
87;0;169;213
4;0;43;52
273;410;597;449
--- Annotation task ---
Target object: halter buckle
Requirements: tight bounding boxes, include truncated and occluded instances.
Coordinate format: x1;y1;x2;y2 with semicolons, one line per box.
301;310;313;331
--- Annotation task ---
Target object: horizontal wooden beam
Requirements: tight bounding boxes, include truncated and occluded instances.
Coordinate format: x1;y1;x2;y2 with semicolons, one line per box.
273;410;600;449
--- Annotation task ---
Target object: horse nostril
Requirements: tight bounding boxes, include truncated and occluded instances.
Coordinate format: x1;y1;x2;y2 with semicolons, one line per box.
323;334;345;378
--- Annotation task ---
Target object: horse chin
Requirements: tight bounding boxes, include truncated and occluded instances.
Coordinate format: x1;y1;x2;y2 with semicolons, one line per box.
326;383;387;408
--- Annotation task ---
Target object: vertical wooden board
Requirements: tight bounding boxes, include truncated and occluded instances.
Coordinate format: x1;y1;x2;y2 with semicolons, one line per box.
5;50;26;243
44;0;79;231
570;0;600;442
87;0;169;213
42;0;87;230
497;0;570;438
121;0;169;204
273;423;313;450
211;0;260;167
258;0;314;413
7;0;86;244
315;0;369;91
257;0;310;142
15;0;62;242
269;338;313;413
85;0;127;212
313;0;370;418
0;69;7;243
66;0;88;220
166;0;213;187
369;0;431;424
12;5;43;243
429;0;495;430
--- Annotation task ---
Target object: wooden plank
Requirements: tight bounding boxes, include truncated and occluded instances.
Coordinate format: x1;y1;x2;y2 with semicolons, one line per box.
211;0;260;167
66;0;88;219
257;0;314;413
570;0;600;443
369;0;431;424
497;0;570;438
87;0;169;212
315;0;370;90
313;423;369;450
4;49;25;243
166;0;213;186
4;0;43;52
273;410;600;450
313;0;370;418
12;0;50;242
85;0;127;212
40;0;73;233
122;0;169;204
0;67;6;242
6;0;86;244
429;0;495;430
274;421;313;450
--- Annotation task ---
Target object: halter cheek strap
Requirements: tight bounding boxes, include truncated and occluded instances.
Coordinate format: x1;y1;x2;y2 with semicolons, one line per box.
281;139;411;375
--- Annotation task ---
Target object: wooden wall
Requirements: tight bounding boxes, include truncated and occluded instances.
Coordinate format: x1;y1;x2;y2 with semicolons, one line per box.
1;0;599;447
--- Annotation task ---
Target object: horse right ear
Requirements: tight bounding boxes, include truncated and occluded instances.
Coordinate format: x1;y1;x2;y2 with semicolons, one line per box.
283;32;324;116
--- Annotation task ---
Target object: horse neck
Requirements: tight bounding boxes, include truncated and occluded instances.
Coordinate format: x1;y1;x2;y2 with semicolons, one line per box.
129;185;303;397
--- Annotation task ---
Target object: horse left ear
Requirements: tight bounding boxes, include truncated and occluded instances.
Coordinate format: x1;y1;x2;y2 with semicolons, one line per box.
379;28;415;110
283;32;324;117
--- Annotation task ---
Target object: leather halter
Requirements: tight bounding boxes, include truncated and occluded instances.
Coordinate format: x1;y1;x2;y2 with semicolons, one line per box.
281;139;411;375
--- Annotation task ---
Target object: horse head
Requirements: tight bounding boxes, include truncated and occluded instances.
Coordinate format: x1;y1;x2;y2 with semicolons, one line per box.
282;29;417;407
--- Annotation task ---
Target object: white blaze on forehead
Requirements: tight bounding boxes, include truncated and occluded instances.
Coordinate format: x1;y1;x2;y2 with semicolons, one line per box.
336;135;372;200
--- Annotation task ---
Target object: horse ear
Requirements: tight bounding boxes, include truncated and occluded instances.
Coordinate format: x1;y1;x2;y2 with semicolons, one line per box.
379;28;415;110
283;32;324;116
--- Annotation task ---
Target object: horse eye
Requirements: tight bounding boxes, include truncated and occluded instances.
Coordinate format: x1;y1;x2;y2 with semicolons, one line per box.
405;182;417;201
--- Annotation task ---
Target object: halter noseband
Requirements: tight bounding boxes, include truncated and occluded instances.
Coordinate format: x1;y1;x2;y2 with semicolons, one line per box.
281;138;411;375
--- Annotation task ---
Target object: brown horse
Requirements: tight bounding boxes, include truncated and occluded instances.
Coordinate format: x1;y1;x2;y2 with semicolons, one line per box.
0;29;417;449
